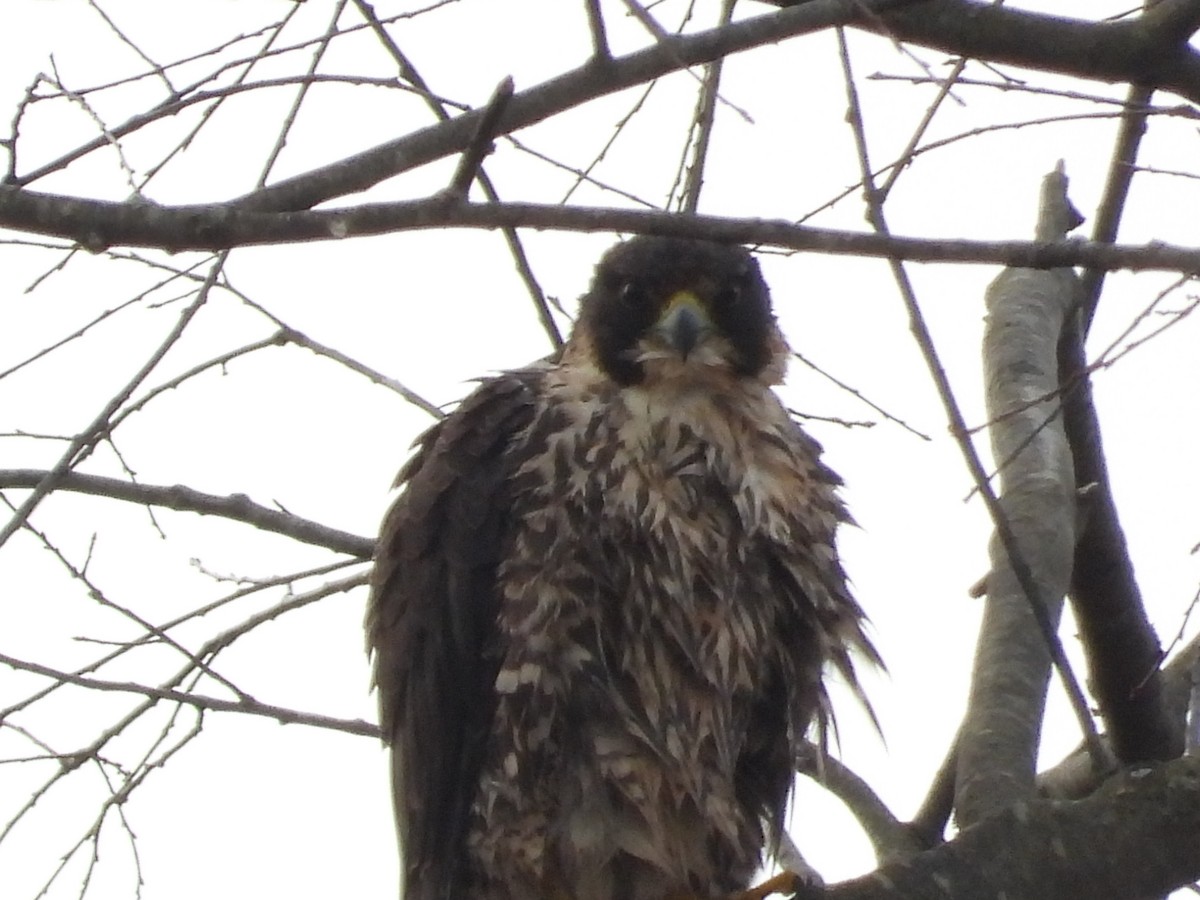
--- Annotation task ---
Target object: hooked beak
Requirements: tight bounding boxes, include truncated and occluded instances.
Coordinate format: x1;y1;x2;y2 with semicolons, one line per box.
654;291;711;359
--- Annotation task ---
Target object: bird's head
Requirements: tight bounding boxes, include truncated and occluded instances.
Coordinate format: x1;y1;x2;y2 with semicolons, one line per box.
574;236;787;388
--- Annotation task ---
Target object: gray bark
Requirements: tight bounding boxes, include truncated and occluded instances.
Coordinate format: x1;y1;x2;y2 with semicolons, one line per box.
955;164;1082;826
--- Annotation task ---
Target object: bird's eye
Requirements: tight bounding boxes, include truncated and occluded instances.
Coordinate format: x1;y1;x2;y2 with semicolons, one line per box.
619;283;644;307
716;283;743;309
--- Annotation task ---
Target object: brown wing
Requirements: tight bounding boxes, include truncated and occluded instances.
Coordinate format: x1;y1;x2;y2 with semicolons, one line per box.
365;370;540;900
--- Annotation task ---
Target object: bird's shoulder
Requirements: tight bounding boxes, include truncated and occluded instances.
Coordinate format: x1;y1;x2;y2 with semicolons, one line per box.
366;364;548;724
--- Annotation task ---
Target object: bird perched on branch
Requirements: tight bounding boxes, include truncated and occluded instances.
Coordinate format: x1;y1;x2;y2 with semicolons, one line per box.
366;235;876;900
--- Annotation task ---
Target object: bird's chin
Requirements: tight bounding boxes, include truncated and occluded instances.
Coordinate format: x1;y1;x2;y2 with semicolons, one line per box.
631;341;737;383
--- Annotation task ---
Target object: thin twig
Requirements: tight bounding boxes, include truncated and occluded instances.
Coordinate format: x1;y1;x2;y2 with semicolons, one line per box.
506;133;659;208
792;349;932;440
0;651;379;737
619;0;754;123
877;54;969;202
5;496;252;703
47;58;141;195
585;0;612;60
0;469;374;557
86;0;176;94
1078;84;1155;332
679;0;737;213
0;559;364;722
0;256;224;551
561;80;659;205
353;0;563;349
140;7;308;187
222;284;444;418
258;0;350;188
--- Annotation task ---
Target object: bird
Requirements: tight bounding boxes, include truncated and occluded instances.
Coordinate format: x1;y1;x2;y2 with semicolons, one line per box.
365;235;877;900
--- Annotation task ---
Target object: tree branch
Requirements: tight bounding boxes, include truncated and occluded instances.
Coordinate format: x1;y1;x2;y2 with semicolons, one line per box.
828;756;1200;900
1053;80;1182;766
444;76;515;199
0;650;378;737
241;0;1200;216
1037;604;1200;800
797;743;921;863
1058;287;1182;769
0;469;374;558
8;189;1200;273
770;0;1200;102
0;261;220;552
232;0;911;214
956;164;1097;826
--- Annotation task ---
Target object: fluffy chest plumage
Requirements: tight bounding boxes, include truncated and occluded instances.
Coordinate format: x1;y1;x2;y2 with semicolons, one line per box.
466;371;835;899
499;374;806;674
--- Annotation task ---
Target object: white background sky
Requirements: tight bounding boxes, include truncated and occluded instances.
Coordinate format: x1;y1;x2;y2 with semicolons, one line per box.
2;2;1199;899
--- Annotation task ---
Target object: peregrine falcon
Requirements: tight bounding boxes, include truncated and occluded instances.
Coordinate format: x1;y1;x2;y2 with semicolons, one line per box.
366;235;876;900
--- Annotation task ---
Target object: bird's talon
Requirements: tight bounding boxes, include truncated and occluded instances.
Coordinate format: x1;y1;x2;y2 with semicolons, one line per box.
730;870;804;900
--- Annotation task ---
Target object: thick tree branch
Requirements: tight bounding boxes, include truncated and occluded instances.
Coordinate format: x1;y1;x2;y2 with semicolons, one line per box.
6;1;1200;254
11;0;1186;223
1039;631;1200;800
828;756;1200;900
7;189;1200;273
238;0;1200;215
1058;301;1182;768
768;0;1200;101
0;469;374;558
1052;80;1182;767
956;165;1100;826
232;0;910;214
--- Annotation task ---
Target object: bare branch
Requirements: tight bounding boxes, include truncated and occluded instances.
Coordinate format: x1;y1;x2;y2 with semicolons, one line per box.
8;189;1200;273
909;736;957;847
350;0;564;349
584;0;611;60
791;350;932;441
0;469;374;558
792;0;1200;102
1078;84;1155;331
679;0;738;214
828;756;1200;900
0;256;223;551
797;742;921;864
253;0;350;188
446;77;516;199
1059;309;1182;765
0;650;378;737
957;163;1103;826
233;0;911;214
